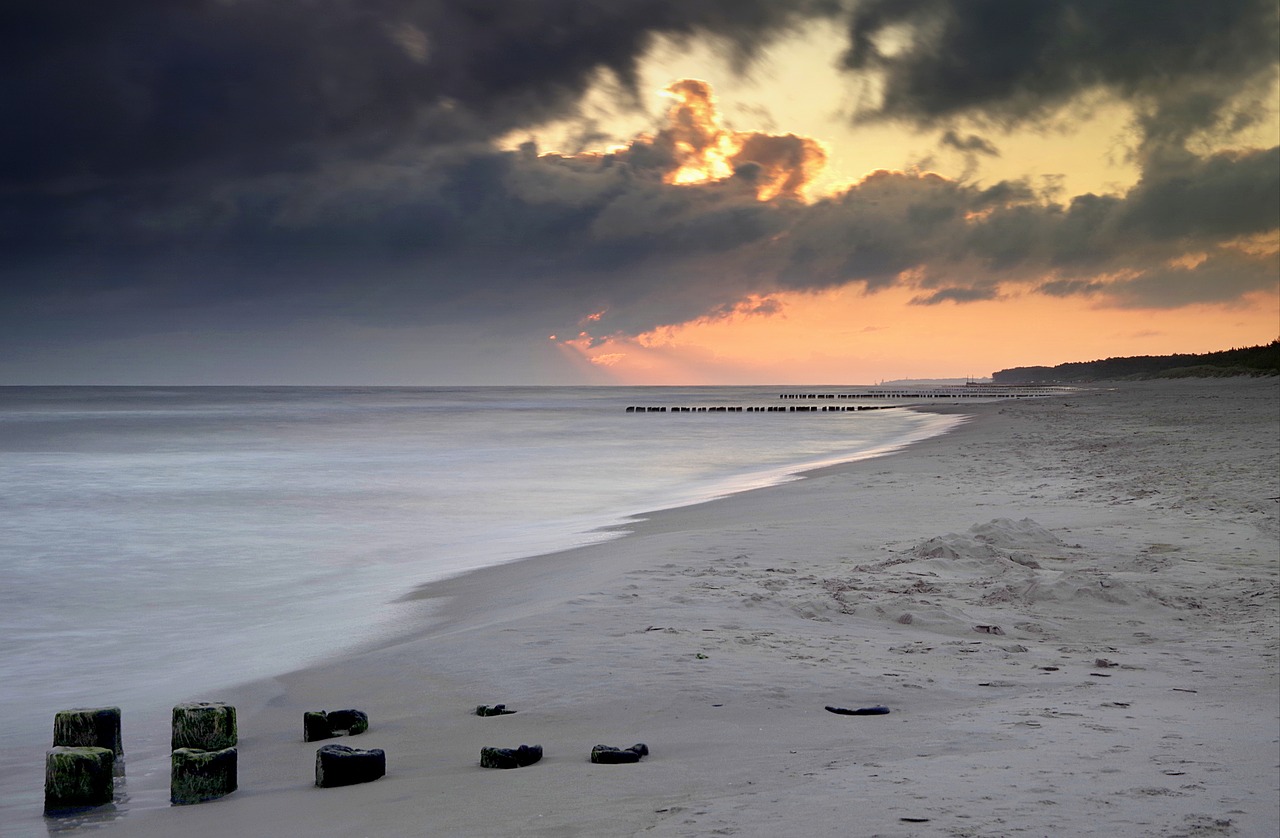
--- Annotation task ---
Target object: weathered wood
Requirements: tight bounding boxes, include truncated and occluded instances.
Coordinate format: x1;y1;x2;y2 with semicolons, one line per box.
314;744;386;788
171;702;237;751
170;747;237;805
303;709;369;742
479;744;542;769
44;746;114;815
52;707;123;758
590;743;649;764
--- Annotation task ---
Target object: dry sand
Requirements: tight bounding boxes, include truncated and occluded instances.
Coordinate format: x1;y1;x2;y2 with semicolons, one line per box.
15;378;1279;837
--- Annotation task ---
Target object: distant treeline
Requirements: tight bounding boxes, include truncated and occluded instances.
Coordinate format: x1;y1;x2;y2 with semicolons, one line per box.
992;341;1280;383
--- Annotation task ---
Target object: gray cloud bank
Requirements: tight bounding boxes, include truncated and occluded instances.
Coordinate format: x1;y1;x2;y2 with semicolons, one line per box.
2;0;1277;381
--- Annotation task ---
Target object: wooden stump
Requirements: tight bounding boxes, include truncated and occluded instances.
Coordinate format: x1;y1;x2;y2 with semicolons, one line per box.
170;747;237;805
171;702;237;751
53;707;123;757
303;711;330;742
44;746;114;815
590;743;649;764
314;744;386;788
303;709;369;742
479;744;542;769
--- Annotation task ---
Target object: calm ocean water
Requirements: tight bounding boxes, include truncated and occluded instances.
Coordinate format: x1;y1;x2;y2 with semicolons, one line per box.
0;386;960;755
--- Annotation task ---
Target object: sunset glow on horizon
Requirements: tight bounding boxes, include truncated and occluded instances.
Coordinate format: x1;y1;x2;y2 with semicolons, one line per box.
555;285;1280;385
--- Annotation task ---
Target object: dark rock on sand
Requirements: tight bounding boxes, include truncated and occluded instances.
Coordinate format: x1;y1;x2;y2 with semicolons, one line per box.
590;744;649;764
304;709;370;742
825;705;891;716
480;744;542;769
315;744;386;788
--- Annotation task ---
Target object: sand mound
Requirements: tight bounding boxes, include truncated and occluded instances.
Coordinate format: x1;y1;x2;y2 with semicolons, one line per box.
912;517;1077;570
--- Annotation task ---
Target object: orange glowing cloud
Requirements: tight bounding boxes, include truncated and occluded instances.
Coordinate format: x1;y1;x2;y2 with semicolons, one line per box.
632;79;827;201
526;77;1276;383
660;79;740;185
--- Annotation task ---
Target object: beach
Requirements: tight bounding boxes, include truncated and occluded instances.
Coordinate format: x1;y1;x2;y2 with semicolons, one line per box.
17;377;1279;837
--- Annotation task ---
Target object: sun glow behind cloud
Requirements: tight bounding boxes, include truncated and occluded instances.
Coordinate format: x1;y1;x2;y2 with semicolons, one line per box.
532;67;1278;383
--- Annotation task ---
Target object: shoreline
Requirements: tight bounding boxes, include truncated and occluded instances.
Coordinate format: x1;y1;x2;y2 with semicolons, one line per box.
396;403;975;636
5;378;1277;837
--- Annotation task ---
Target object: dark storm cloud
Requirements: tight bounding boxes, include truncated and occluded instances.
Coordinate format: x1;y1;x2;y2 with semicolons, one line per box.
5;137;1274;347
842;0;1280;142
1;0;842;189
1117;147;1280;240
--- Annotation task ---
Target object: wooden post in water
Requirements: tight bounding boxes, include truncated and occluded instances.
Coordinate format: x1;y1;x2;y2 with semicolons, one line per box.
170;702;238;804
172;702;237;751
44;746;114;815
53;707;123;763
171;747;238;805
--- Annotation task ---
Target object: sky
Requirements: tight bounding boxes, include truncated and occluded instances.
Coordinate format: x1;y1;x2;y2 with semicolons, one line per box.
3;0;1278;385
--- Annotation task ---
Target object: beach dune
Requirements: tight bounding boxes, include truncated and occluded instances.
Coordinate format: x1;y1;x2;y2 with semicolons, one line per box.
11;378;1278;837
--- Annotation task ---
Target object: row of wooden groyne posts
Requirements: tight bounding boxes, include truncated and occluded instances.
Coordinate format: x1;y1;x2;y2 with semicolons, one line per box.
777;387;1068;399
42;702;382;816
625;386;1067;413
42;701;646;817
626;404;899;413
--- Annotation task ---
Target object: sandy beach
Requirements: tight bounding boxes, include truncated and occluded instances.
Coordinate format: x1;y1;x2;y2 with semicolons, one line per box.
15;377;1279;838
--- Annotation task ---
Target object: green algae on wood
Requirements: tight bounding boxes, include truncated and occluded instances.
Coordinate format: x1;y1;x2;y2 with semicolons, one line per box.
170;747;237;805
171;702;237;751
44;746;114;815
53;707;123;758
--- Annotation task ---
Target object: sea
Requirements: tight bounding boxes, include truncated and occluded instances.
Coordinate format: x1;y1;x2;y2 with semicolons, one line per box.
0;385;961;813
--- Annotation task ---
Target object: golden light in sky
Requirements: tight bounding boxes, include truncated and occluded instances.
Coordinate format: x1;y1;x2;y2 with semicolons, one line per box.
511;21;1279;385
661;80;740;186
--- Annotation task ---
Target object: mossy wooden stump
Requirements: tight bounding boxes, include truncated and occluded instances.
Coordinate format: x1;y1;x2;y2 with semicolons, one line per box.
314;744;386;788
53;706;124;775
479;744;542;769
303;709;369;742
53;707;123;756
44;746;114;815
172;702;237;751
171;747;237;805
